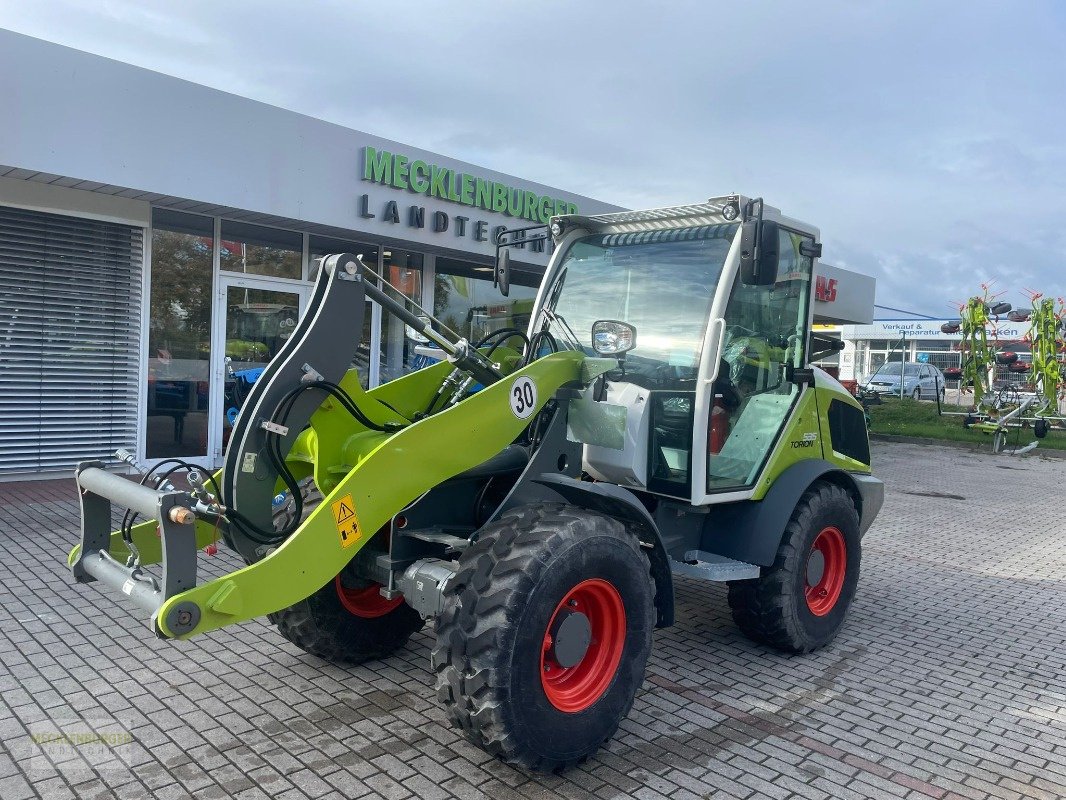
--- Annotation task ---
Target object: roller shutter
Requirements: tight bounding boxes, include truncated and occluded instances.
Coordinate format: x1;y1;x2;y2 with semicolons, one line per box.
0;205;143;474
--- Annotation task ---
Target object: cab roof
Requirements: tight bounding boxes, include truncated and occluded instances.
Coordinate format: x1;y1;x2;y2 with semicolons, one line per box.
554;195;819;240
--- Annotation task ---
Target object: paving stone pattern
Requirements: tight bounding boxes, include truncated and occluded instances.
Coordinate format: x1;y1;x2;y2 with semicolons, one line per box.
0;441;1063;799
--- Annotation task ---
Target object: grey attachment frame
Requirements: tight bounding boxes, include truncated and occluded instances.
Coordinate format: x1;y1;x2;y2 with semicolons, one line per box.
221;253;368;562
71;461;201;637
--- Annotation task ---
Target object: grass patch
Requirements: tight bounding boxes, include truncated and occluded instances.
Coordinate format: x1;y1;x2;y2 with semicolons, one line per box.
867;397;1066;451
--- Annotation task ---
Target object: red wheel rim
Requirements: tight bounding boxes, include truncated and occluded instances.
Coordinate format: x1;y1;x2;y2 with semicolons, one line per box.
805;526;847;616
334;577;404;619
540;578;626;713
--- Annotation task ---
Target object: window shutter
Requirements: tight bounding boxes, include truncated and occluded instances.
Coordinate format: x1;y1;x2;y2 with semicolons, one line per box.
0;205;143;474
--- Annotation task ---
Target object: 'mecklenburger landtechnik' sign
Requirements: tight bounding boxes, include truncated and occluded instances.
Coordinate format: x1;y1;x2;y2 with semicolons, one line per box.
358;146;578;252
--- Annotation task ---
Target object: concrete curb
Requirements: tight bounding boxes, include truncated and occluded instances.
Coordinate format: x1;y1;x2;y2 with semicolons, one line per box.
870;432;1066;458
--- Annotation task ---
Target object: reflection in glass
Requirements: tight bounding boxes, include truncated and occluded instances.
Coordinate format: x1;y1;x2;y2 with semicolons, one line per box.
380;250;424;383
545;226;736;390
221;286;301;447
707;228;814;491
220;220;302;280
146;210;214;458
433;258;540;357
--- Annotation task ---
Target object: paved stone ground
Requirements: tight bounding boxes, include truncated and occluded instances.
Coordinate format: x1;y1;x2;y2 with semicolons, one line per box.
0;442;1063;800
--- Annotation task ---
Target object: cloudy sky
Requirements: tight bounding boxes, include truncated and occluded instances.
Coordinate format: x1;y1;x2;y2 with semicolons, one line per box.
2;0;1063;317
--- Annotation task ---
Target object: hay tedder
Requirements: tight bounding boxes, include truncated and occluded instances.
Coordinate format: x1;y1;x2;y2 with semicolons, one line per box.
941;288;1066;453
68;196;882;770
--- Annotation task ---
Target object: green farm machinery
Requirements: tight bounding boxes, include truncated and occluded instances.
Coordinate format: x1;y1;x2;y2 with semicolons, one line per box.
942;288;1066;453
68;196;882;770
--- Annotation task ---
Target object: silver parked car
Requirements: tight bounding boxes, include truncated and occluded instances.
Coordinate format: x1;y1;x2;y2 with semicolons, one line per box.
861;362;946;400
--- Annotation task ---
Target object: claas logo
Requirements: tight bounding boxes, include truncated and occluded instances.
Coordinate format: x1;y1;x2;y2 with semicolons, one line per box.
816;276;838;302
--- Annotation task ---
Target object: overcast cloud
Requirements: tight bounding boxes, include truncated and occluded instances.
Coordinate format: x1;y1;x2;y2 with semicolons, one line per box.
1;0;1063;316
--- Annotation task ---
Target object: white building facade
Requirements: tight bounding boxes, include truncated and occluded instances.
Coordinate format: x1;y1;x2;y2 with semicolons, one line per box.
821;318;1031;383
0;31;622;476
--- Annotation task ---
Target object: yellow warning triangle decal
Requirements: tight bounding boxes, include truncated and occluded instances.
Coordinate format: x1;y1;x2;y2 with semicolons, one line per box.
336;502;355;523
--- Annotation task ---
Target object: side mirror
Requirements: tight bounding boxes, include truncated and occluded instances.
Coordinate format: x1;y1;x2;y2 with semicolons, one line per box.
591;320;637;356
809;334;845;360
739;219;779;286
494;247;511;297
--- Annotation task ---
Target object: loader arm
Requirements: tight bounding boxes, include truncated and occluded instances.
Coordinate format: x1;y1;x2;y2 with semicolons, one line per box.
155;350;583;638
68;250;592;639
71;349;584;639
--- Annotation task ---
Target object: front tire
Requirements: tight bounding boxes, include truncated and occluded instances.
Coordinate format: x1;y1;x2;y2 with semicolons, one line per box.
432;504;655;772
271;480;423;662
727;482;860;653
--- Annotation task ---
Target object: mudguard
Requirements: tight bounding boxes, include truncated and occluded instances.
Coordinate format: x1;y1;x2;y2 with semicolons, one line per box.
700;459;879;568
524;474;675;629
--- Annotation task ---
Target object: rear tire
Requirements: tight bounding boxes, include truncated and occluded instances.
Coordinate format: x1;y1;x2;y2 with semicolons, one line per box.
271;480;423;662
727;482;860;654
432;504;655;772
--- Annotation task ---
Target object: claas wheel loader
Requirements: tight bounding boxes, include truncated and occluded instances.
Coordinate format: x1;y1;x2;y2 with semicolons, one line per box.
68;195;883;772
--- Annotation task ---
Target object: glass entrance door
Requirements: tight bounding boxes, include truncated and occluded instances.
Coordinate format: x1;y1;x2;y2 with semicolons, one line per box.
214;275;307;463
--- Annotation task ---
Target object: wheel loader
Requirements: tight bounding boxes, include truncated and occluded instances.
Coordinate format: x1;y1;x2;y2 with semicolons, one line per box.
68;195;883;771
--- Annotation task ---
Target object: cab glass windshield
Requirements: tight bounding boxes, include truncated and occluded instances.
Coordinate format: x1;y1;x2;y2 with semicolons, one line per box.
542;224;737;389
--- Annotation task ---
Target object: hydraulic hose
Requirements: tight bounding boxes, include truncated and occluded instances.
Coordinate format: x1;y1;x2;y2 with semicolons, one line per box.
475;327;530;356
225;379;409;545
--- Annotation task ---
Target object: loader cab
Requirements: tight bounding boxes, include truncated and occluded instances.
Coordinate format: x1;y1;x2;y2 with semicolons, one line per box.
531;199;819;505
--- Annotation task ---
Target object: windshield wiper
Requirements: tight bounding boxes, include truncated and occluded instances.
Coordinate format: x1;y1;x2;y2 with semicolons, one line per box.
543;309;583;351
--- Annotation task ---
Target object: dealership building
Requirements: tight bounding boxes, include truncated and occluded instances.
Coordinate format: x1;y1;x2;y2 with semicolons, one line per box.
816;318;1032;384
0;30;631;477
0;31;878;478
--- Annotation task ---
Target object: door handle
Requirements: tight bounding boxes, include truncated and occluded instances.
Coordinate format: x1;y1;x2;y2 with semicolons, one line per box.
702;318;727;384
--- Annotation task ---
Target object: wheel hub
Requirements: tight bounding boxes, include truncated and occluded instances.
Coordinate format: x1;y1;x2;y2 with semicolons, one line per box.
549;609;592;668
335;577;404;618
805;548;826;586
804;526;846;617
540;578;626;713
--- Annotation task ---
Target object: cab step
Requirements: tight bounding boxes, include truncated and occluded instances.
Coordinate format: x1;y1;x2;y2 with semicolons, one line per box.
670;550;760;582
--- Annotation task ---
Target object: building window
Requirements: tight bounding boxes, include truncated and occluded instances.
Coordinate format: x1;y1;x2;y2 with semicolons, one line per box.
860;336;911;379
381;249;424;383
220;220;302;280
433;257;541;349
146;209;214;458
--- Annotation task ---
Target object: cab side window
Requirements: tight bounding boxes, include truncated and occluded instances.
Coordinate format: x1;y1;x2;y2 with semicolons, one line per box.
707;228;814;491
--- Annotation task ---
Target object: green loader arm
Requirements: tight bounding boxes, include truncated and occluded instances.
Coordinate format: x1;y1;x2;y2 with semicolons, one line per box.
149;350;584;638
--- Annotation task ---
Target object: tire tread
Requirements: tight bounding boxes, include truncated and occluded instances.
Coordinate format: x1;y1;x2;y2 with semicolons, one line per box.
727;482;859;654
432;503;654;772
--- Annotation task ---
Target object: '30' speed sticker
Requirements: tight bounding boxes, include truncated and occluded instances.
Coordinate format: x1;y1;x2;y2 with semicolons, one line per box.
509;376;538;419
